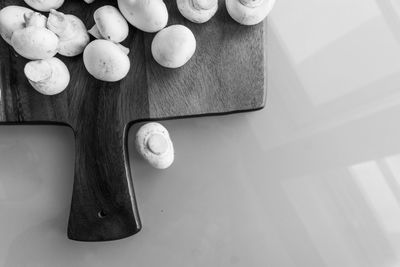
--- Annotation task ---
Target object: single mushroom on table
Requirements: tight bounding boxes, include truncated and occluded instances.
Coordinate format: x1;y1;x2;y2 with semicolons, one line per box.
24;0;64;11
47;9;90;57
177;0;218;23
11;11;59;60
24;57;70;95
135;122;174;169
151;24;196;68
226;0;276;25
117;0;168;33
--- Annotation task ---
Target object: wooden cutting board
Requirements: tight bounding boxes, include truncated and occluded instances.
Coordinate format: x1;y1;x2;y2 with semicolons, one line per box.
0;0;266;241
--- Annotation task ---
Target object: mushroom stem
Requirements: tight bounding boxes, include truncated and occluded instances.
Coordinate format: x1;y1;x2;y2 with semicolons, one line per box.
88;24;102;39
47;9;89;56
24;11;47;27
147;133;168;155
47;9;75;39
117;44;130;54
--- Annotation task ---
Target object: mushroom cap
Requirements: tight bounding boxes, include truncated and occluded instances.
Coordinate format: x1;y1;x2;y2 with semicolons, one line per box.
135;122;174;169
94;5;129;43
117;0;168;33
226;0;276;25
24;0;64;12
151;24;196;68
83;39;130;82
177;0;218;23
24;57;70;95
11;26;59;60
0;5;32;45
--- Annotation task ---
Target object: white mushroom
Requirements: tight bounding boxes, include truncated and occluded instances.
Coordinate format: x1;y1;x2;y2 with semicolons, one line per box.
226;0;276;25
47;9;90;57
135;122;174;169
93;5;129;43
24;0;64;12
0;5;33;45
117;0;168;33
11;12;59;60
83;39;130;82
24;57;70;95
177;0;218;23
151;25;196;68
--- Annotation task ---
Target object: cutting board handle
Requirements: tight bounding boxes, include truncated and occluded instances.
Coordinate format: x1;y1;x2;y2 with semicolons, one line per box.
67;123;141;241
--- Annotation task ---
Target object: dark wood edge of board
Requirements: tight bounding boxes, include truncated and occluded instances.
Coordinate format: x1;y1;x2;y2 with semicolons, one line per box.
0;104;266;128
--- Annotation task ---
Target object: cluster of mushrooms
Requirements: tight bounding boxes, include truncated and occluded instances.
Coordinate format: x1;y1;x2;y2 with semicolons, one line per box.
0;0;275;168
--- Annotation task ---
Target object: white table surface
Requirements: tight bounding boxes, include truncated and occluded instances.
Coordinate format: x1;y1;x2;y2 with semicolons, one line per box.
2;0;400;266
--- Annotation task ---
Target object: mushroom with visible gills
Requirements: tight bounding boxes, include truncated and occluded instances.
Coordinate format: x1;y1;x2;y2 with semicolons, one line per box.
151;25;196;68
135;122;174;169
24;57;70;95
226;0;276;25
177;0;218;23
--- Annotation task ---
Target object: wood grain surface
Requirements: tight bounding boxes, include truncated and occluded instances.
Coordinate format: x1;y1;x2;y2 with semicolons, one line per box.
0;0;266;241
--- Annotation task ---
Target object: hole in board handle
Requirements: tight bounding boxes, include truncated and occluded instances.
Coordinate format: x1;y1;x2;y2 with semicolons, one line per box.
97;210;107;219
